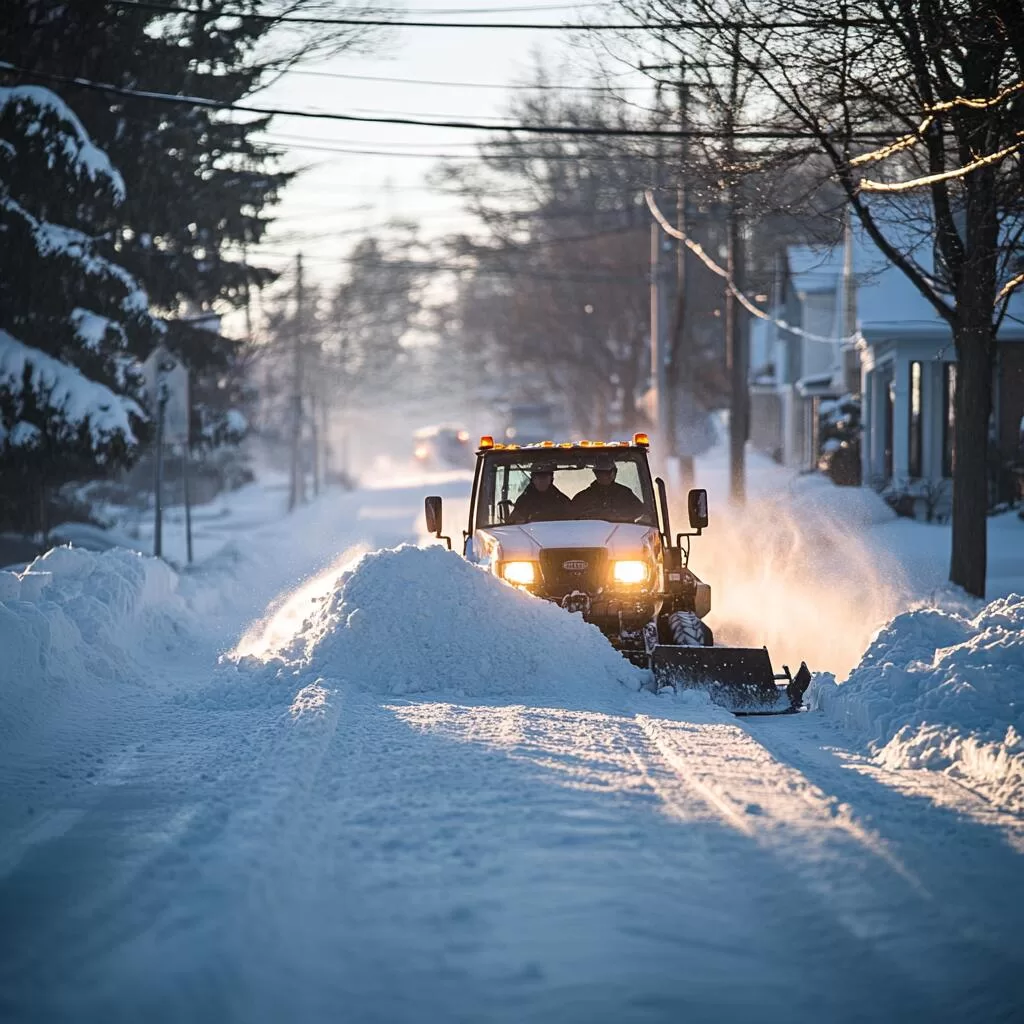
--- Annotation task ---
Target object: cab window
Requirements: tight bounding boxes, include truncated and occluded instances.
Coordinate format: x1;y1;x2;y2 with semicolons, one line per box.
475;453;654;528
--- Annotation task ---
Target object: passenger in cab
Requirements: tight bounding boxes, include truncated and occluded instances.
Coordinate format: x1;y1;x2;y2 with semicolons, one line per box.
508;462;570;524
570;454;647;521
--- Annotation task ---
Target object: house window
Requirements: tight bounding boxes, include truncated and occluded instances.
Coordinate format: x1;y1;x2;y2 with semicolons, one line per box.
942;362;956;478
908;361;923;478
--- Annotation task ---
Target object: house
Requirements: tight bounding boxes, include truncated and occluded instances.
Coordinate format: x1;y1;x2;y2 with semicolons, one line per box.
749;240;857;471
749;217;1024;517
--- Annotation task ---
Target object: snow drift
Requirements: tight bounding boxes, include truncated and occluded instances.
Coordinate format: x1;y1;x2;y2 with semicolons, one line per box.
275;544;646;699
0;545;186;747
809;594;1024;812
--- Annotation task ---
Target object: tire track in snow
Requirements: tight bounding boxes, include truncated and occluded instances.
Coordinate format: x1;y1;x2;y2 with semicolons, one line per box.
630;710;1024;1017
741;713;1024;949
393;697;951;1020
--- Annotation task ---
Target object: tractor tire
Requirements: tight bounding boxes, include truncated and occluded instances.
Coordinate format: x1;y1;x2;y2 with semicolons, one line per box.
667;610;713;647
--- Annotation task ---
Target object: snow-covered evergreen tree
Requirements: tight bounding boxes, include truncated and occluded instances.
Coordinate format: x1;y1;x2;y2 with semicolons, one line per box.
0;86;164;532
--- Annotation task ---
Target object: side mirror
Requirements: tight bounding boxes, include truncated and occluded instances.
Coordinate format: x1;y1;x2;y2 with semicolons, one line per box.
424;495;443;536
687;488;709;530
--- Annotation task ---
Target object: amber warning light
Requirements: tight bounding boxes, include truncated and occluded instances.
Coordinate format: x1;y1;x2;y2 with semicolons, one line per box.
479;435;495;449
633;432;650;447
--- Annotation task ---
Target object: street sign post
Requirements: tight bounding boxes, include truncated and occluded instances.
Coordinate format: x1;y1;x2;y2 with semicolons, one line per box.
142;346;190;561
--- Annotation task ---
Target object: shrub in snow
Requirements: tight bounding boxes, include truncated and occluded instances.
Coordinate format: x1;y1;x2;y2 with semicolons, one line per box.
809;594;1024;812
279;544;646;699
817;395;862;486
0;87;164;533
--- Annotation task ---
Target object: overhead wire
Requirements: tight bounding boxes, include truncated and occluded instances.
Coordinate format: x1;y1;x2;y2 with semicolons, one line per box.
256;136;661;159
246;252;647;282
0;62;903;141
281;68;649;91
645;190;858;346
108;1;888;30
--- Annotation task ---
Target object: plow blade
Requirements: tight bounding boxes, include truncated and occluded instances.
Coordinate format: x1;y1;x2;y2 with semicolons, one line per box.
650;645;811;716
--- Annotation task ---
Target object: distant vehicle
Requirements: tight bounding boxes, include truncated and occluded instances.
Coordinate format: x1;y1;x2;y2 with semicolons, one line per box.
502;402;567;445
412;424;471;468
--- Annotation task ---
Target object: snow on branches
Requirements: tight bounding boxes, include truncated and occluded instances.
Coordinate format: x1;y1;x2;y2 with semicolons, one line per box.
0;329;143;451
0;85;162;500
0;85;125;203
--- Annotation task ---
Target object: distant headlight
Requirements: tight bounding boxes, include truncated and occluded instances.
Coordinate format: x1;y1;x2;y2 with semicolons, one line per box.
502;561;537;585
612;560;649;585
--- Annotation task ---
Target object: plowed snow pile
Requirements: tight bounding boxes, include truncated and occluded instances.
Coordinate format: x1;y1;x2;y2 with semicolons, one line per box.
0;546;187;746
282;544;646;698
809;594;1024;812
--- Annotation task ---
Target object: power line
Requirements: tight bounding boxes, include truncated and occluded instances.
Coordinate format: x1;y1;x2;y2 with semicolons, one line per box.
281;68;648;92
258;136;656;160
0;62;902;141
109;1;887;30
259;127;659;156
269;216;646;247
343;106;525;122
646;190;855;347
347;3;601;11
261;130;485;149
250;252;648;282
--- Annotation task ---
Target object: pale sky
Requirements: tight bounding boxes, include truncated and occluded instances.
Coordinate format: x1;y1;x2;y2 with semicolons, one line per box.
246;3;646;290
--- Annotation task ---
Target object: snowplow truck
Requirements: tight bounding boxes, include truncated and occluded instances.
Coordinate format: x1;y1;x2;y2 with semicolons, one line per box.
425;434;810;716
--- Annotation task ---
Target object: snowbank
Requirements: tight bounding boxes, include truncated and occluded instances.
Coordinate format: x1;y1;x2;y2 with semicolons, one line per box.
0;546;186;746
809;594;1024;812
787;473;897;529
276;544;646;699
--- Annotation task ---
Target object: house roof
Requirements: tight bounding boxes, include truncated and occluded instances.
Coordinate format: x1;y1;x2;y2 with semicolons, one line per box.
788;245;844;295
787;210;1024;343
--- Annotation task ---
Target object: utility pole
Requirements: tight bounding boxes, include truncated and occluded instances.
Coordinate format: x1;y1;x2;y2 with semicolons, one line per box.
649;85;670;456
672;61;694;490
153;380;167;558
644;62;696;488
288;251;306;511
310;382;321;497
650;226;671;456
840;205;858;392
724;28;748;505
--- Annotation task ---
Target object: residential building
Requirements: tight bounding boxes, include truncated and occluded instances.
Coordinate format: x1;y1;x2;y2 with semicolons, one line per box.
749;216;1024;517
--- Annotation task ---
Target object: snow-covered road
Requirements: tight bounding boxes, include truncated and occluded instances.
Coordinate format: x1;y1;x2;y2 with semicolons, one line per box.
4;678;1022;1022
2;470;1023;1023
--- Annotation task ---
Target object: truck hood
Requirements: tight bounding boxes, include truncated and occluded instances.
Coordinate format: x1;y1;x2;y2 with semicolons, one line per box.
477;520;657;562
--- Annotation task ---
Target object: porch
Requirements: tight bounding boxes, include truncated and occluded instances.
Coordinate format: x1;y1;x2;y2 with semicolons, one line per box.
860;337;956;520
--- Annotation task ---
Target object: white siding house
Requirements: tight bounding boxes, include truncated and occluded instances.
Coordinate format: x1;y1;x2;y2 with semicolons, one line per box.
749;218;1024;516
749;243;853;470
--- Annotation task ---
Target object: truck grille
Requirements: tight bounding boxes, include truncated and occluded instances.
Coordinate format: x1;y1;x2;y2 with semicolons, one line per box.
539;548;607;597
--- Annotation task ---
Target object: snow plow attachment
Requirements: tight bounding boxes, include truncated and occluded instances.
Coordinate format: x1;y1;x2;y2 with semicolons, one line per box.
650;645;812;716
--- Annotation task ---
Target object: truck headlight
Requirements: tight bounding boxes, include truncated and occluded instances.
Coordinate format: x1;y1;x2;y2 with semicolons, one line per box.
612;560;649;585
502;561;537;585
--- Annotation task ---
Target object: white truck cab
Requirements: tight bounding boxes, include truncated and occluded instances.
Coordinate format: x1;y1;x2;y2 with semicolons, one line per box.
425;433;712;666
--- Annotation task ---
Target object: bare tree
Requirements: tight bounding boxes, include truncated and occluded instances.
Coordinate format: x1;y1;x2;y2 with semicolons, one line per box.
434;78;742;438
613;0;1024;596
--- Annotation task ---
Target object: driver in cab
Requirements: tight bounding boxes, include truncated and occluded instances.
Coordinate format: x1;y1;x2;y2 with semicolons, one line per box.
508;462;570;524
570;454;647;521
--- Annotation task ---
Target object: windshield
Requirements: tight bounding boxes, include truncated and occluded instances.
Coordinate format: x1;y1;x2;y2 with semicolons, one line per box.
475;450;656;528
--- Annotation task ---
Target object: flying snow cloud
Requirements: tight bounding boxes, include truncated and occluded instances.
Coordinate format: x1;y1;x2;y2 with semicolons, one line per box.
682;476;911;680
